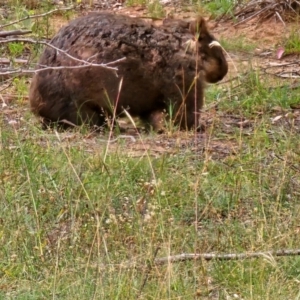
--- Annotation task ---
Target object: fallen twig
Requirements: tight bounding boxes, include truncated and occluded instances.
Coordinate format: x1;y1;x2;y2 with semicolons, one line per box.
0;37;126;76
267;61;300;68
233;5;271;26
154;249;300;265
275;11;286;27
231;0;299;25
273;72;300;78
0;61;125;76
0;37;125;70
0;30;32;37
0;58;29;64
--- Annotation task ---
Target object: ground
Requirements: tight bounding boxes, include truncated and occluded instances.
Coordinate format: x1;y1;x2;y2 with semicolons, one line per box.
0;2;299;299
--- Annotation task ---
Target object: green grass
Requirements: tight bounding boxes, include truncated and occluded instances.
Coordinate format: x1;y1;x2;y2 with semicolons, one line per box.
146;0;165;18
1;72;300;298
207;68;300;116
202;0;236;18
0;1;300;299
125;0;165;18
284;28;300;55
125;0;146;6
219;36;257;53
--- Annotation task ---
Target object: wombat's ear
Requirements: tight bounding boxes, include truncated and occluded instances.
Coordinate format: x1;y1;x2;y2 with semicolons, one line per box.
189;17;209;39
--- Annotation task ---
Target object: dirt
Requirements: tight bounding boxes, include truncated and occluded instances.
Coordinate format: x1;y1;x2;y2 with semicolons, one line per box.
216;16;289;46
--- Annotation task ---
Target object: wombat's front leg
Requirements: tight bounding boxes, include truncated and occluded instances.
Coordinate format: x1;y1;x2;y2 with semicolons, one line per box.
141;110;166;132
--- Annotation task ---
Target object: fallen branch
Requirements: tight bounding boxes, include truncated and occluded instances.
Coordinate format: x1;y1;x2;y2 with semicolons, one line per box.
0;58;29;64
0;38;126;75
233;5;271;26
0;59;126;76
0;30;32;37
273;72;300;79
267;61;300;68
154;249;300;265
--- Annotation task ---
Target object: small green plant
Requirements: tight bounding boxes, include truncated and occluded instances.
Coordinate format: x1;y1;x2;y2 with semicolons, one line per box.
284;28;300;54
206;63;300;130
203;0;236;18
147;0;165;18
13;77;29;100
126;0;165;18
8;42;25;57
125;0;146;6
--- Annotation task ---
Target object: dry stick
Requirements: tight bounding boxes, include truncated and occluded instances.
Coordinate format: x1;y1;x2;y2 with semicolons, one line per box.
0;30;32;37
0;6;74;29
275;11;286;27
263;62;300;78
0;64;120;76
266;62;300;68
154;249;300;265
274;73;300;79
0;37;125;72
233;0;297;26
0;63;122;76
282;0;298;13
233;4;272;26
232;2;257;18
267;71;300;77
0;58;28;64
0;39;126;76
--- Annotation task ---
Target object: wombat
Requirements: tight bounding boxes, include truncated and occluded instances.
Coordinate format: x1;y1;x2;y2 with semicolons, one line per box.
29;13;228;131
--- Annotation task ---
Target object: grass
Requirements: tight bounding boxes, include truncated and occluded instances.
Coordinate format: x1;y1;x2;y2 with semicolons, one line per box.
146;0;165;18
219;36;257;53
1;72;300;299
202;0;236;18
125;0;165;18
0;2;300;300
283;27;300;55
207;69;300;116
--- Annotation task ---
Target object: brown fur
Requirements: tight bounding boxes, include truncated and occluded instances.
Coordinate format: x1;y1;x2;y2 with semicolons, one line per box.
29;13;228;131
